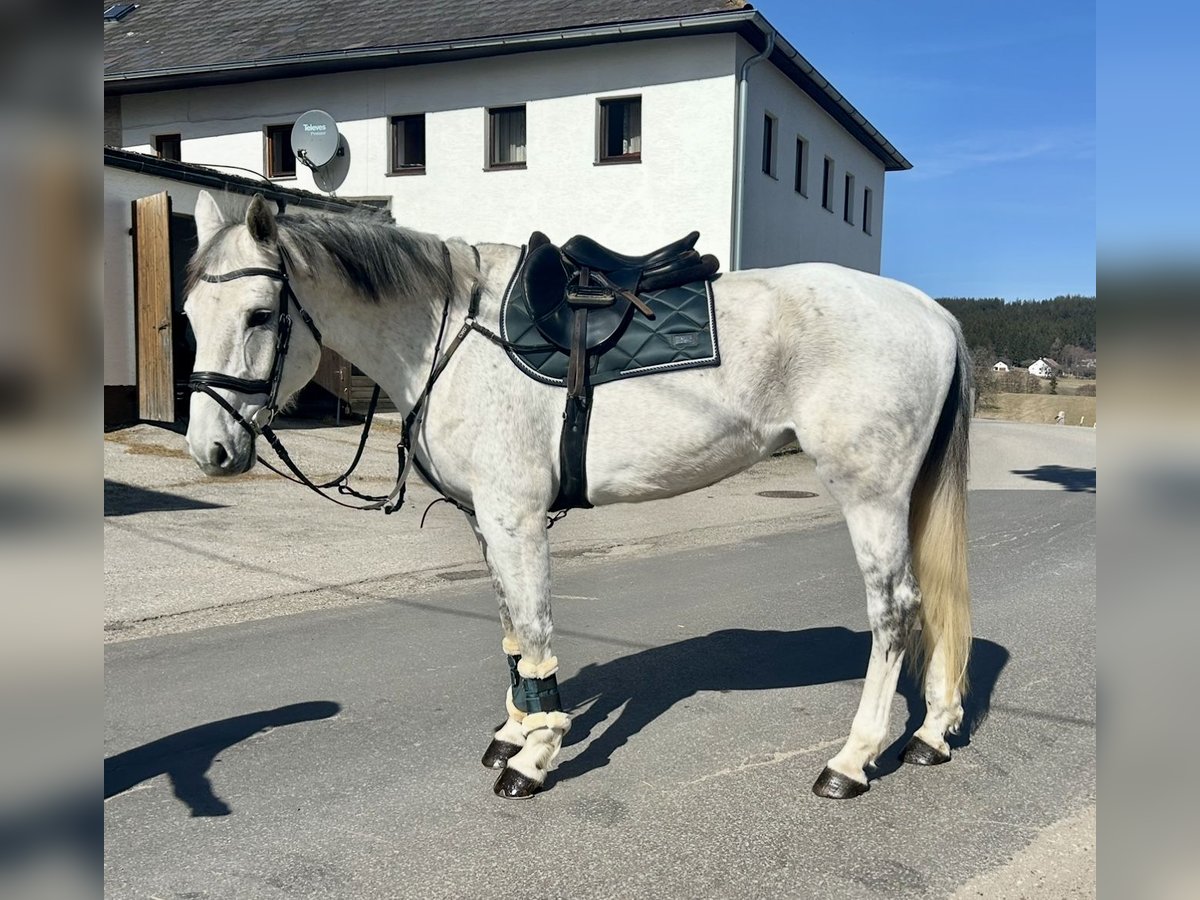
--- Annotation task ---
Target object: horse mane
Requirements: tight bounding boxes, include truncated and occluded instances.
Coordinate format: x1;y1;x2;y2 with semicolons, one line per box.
186;204;453;304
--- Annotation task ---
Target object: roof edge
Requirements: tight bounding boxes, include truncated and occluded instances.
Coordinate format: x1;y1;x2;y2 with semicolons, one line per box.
105;11;759;88
103;147;365;212
745;14;912;171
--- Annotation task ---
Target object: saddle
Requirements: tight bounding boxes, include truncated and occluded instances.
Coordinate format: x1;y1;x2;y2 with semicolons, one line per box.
517;231;721;511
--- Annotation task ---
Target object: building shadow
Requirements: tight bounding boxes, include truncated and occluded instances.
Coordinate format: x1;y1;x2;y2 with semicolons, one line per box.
553;628;1008;788
104;480;226;517
1010;465;1096;493
104;701;340;816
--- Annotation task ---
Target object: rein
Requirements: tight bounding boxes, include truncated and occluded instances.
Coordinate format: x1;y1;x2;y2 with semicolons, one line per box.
189;243;479;515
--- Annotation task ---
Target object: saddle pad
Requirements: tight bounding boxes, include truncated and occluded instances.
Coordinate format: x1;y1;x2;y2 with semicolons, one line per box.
500;245;721;388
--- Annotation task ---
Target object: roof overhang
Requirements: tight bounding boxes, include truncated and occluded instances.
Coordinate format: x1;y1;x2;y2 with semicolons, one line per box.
105;10;911;171
103;147;366;213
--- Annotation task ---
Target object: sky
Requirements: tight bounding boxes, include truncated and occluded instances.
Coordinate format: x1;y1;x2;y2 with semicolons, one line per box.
750;1;1095;299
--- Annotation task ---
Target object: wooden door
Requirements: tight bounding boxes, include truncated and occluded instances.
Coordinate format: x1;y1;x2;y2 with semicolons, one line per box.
313;346;352;408
132;192;174;422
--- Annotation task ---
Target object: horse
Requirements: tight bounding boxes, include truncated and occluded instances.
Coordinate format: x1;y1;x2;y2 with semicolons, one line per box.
182;190;972;800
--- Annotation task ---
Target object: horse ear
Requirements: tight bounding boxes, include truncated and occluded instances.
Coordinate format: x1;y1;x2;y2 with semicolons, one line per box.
245;193;277;244
194;190;227;247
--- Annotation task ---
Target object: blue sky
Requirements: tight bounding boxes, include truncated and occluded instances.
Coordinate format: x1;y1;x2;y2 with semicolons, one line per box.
751;1;1095;299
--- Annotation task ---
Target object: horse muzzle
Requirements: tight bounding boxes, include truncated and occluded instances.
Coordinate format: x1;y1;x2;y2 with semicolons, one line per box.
189;434;255;476
187;392;258;476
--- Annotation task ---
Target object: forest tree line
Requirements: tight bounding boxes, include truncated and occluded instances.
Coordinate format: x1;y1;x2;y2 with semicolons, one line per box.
935;296;1096;370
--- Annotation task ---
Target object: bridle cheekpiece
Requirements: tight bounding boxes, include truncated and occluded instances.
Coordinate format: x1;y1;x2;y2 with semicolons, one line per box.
188;248;322;436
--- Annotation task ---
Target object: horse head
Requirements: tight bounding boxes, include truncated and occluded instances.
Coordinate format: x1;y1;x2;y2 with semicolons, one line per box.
184;190;323;476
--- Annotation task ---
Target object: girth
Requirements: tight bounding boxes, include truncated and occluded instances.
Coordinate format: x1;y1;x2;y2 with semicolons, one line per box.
516;231;721;511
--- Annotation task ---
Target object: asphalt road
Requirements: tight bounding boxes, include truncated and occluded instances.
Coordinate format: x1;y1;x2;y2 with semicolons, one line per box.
104;487;1096;899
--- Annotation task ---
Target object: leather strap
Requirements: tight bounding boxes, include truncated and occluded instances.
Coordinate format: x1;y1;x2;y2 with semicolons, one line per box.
188;372;272;395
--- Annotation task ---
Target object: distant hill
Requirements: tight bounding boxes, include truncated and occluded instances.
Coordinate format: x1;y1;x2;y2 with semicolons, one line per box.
935;296;1096;367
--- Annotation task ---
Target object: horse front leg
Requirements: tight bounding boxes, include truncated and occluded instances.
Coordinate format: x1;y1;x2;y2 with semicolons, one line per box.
472;500;569;799
466;516;528;771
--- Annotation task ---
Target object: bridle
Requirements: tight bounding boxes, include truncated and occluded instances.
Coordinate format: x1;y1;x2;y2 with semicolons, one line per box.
188;246;321;437
187;239;570;525
188;242;472;514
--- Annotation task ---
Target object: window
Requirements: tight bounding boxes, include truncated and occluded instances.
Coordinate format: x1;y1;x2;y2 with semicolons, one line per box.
389;114;426;174
843;173;856;224
862;188;873;235
598;96;641;163
345;197;393;211
265;124;296;178
761;113;777;177
793;136;808;196
821;157;834;211
487;105;526;169
154;133;181;162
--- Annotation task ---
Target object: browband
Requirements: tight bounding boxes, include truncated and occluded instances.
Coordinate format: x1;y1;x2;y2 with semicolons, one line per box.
199;267;286;284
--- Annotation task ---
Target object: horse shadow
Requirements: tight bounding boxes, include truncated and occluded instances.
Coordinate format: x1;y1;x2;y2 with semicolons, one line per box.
554;628;1008;787
104;479;226;517
1011;465;1096;493
104;701;340;816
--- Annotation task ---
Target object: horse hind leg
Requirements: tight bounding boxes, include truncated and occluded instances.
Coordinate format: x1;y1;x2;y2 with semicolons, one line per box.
901;640;961;766
900;369;972;767
813;500;921;799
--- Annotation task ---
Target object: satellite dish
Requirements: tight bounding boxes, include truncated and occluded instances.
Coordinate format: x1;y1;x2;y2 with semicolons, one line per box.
291;110;340;167
291;109;350;192
312;135;351;192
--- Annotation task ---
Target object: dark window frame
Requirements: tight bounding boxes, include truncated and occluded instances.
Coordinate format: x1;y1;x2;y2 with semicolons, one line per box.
486;105;528;171
761;112;777;177
596;95;642;165
793;136;808;196
264;124;296;179
388;113;427;175
843;172;856;224
154;133;181;162
862;187;874;235
821;156;834;211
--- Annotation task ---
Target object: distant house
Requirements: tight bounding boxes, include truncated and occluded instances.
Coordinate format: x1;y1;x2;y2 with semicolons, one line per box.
991;360;1010;372
1028;358;1062;378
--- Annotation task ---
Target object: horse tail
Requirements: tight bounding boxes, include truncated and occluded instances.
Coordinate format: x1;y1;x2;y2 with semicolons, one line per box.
909;329;972;703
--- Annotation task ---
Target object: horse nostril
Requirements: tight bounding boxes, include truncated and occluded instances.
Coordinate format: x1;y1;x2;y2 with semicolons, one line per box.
210;442;230;467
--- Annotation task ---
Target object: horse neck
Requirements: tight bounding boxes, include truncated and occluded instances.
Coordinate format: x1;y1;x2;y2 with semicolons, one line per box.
288;238;476;413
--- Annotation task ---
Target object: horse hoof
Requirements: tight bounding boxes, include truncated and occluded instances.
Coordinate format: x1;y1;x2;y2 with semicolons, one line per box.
493;767;542;799
481;739;523;770
812;766;869;799
901;736;951;766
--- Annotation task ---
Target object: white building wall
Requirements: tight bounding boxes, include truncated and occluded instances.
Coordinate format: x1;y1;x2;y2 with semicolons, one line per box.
119;36;740;262
736;42;886;273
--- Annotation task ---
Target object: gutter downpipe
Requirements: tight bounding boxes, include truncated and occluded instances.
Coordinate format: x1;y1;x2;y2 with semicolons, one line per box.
731;26;774;271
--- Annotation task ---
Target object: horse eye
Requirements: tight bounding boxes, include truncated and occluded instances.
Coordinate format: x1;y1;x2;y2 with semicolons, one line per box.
247;309;273;328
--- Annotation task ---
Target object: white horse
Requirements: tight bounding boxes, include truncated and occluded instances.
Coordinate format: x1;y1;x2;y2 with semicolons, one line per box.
184;191;972;799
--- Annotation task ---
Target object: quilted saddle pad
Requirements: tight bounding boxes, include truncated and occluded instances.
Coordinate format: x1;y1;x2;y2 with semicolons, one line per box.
499;245;721;388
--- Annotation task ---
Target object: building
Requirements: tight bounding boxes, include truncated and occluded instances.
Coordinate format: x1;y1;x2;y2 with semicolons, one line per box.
992;361;1010;372
104;0;910;275
1028;358;1062;379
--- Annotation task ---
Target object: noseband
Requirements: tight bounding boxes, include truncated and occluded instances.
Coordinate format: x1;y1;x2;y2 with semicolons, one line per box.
188;249;322;436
